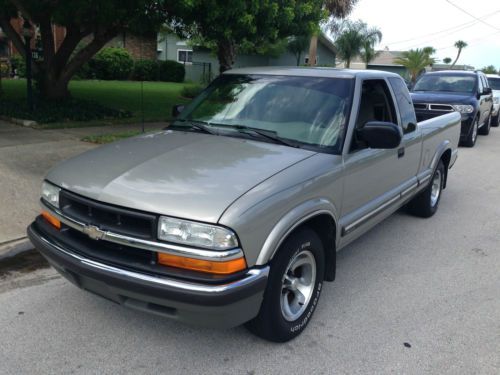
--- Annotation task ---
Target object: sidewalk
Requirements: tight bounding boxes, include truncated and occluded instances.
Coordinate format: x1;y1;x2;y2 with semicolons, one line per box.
0;121;166;251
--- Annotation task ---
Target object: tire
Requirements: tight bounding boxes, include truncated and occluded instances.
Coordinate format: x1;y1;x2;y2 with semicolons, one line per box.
492;114;499;127
246;228;325;342
478;114;491;135
407;160;445;218
461;117;478;147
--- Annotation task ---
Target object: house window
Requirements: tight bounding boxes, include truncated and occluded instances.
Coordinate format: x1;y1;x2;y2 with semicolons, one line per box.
304;55;318;65
177;49;193;64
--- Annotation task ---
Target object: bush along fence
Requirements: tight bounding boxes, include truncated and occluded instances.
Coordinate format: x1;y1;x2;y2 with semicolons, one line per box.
76;47;185;82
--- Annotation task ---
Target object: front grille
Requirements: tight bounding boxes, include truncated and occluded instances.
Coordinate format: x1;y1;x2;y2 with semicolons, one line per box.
413;103;454;112
59;190;157;239
429;104;454;111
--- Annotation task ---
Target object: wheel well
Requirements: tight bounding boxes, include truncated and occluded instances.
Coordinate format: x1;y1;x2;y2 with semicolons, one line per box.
440;149;452;189
296;214;336;282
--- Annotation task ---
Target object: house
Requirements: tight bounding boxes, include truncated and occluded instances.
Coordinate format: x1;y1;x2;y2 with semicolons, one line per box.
157;32;337;82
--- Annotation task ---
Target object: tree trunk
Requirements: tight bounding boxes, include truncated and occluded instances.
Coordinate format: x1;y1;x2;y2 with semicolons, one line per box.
450;49;462;69
307;34;318;66
217;38;236;74
296;52;301;66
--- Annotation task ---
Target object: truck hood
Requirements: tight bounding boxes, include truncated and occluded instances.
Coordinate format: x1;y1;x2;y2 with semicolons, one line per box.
411;91;474;104
46;130;316;223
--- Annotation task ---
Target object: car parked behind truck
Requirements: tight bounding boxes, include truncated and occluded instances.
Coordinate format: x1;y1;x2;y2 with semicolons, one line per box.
486;74;500;127
28;68;460;342
411;70;493;147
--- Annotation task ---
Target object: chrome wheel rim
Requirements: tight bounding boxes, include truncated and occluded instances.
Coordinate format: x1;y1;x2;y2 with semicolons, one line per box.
430;169;442;207
280;250;316;322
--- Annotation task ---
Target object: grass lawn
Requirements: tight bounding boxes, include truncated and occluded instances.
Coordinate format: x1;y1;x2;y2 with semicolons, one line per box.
0;79;195;128
81;130;145;144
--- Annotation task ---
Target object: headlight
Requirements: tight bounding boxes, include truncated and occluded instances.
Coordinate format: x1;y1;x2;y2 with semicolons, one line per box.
452;104;474;114
41;181;61;208
494;97;499;104
158;216;238;250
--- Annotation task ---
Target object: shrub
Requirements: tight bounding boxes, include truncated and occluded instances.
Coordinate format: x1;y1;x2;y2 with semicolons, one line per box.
0;97;132;123
159;60;185;82
10;55;25;78
90;47;134;80
0;61;9;77
132;60;160;81
181;84;205;99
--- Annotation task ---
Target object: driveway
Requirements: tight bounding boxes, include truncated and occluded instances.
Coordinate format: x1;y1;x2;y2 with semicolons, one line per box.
0;121;165;246
0;127;499;374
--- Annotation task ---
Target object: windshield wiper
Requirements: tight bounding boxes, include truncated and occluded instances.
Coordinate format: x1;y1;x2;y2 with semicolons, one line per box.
214;124;300;148
170;120;217;135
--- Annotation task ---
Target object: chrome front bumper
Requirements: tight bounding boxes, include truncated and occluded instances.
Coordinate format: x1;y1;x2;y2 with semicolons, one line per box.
28;222;269;328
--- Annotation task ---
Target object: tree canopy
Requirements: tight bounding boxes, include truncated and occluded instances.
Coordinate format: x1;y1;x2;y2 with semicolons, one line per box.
0;0;186;99
181;0;326;73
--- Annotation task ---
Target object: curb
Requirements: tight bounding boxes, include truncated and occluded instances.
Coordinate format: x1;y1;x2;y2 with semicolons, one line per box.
0;237;34;261
0;116;38;127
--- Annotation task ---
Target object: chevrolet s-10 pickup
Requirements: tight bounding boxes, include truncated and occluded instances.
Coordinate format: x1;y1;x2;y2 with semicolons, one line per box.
28;68;460;342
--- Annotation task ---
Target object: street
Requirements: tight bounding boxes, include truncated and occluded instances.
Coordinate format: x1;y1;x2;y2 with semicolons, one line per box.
0;128;499;375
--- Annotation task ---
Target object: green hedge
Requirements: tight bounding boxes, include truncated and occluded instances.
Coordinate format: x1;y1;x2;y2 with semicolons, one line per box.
89;47;134;80
10;56;25;78
132;59;160;81
159;60;185;83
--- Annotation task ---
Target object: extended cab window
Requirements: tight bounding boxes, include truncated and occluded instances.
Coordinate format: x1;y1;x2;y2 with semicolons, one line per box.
389;77;417;133
351;79;397;151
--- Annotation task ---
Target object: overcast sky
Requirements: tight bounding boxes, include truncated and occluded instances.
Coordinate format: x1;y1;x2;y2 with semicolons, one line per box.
347;0;500;69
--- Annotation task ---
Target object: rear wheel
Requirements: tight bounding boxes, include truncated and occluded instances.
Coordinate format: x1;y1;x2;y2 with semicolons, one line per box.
492;114;499;127
246;228;325;342
462;117;478;147
407;160;445;218
478;114;491;135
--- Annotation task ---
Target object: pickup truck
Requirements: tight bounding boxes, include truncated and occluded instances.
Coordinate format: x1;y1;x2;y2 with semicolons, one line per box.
411;70;493;147
28;68;460;342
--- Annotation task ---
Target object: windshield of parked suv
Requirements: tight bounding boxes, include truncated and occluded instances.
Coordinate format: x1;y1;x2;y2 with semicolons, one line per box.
413;74;476;93
174;74;354;153
488;77;500;90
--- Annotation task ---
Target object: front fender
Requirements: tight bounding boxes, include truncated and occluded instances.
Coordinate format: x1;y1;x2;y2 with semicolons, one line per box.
255;198;338;265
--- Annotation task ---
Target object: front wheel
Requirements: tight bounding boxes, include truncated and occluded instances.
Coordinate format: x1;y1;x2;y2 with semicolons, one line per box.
461;117;478;147
478;114;491;135
246;228;325;342
407;160;445;218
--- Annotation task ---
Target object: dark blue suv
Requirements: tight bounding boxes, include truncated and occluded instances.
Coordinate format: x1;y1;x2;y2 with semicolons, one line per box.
411;70;493;147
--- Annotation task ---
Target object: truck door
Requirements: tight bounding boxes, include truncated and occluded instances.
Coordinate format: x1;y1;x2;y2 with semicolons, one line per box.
339;78;419;243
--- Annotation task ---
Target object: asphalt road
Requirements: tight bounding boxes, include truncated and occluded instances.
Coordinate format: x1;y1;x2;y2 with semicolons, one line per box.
1;129;499;375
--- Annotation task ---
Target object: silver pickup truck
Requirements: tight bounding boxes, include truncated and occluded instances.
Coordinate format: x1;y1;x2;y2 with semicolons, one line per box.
28;68;460;342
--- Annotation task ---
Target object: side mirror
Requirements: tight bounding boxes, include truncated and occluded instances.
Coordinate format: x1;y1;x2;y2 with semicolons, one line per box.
172;104;185;118
483;87;492;95
356;121;403;149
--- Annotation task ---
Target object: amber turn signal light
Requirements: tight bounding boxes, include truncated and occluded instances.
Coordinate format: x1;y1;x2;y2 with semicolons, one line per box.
41;211;61;230
157;253;246;275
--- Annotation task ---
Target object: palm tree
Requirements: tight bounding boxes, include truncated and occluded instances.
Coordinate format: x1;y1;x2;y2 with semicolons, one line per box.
335;21;382;68
360;40;380;65
307;0;358;66
450;40;468;69
393;48;435;84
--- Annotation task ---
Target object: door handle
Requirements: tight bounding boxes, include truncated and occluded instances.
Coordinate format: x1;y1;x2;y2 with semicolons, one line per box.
398;147;405;158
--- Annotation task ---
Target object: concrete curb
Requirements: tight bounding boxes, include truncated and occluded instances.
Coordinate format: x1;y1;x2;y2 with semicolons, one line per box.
0;237;34;261
0;116;38;128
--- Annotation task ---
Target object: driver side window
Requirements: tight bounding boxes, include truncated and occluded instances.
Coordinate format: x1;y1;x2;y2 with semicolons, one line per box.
351;79;397;151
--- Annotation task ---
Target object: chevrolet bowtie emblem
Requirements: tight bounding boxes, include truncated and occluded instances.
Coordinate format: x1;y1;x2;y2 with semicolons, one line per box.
82;225;105;240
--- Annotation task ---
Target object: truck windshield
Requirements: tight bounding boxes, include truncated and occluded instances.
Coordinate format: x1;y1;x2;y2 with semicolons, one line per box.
174;74;354;153
488;77;500;90
413;74;476;94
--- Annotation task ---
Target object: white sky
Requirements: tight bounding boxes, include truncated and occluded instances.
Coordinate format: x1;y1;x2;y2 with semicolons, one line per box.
347;0;500;69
